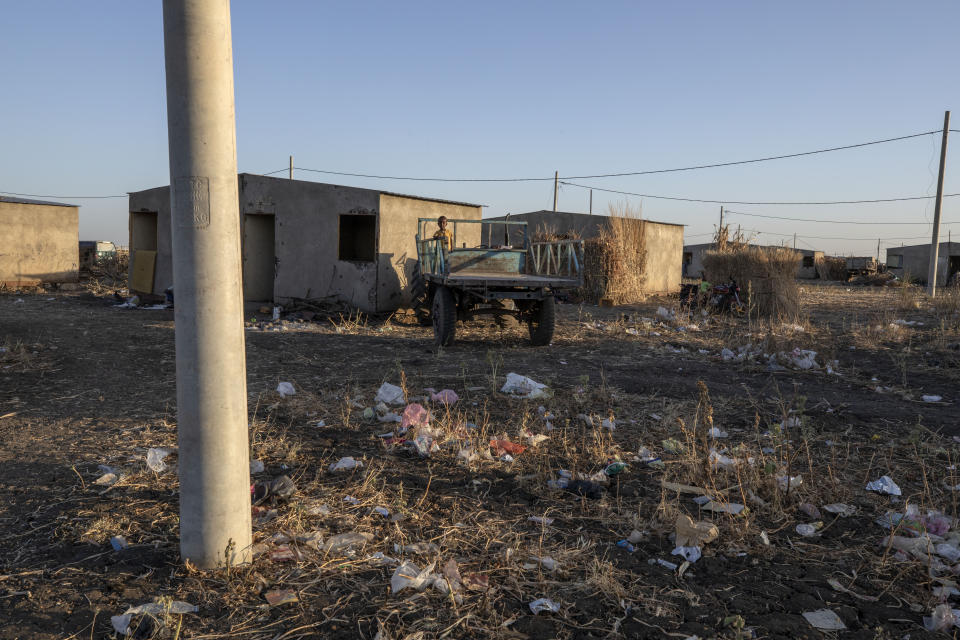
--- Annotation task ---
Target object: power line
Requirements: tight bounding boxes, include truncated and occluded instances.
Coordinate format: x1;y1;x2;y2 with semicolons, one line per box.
562;130;941;179
724;209;960;225
277;128;940;183
561;181;960;206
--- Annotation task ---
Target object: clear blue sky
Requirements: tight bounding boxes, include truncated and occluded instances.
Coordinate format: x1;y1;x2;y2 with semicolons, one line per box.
2;1;958;257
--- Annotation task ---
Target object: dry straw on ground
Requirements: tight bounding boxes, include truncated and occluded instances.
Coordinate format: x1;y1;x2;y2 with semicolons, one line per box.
580;202;647;305
703;225;801;319
815;254;847;281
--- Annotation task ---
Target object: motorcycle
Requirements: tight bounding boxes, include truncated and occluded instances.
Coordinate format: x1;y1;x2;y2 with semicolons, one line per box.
680;276;746;315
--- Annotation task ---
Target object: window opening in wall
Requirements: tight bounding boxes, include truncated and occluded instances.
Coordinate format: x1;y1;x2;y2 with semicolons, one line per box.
802;256;814;268
338;214;376;262
887;254;903;268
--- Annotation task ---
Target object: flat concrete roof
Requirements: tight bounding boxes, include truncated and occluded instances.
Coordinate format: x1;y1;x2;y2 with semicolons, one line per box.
886;241;960;253
0;195;78;208
129;174;483;209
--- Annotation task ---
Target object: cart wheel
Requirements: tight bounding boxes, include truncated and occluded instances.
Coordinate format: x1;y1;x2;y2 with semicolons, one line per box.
528;296;556;346
432;286;456;346
411;262;433;326
730;300;746;316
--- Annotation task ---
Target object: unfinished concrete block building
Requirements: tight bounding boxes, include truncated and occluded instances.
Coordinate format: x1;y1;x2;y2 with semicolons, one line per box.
0;196;79;287
128;174;481;311
886;242;960;286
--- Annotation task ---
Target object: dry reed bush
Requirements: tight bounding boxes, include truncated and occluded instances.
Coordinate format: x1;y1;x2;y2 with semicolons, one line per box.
580;202;647;304
815;254;847;281
703;231;801;320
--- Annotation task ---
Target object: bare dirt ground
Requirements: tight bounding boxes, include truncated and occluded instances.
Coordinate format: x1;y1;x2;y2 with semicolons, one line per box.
2;282;960;639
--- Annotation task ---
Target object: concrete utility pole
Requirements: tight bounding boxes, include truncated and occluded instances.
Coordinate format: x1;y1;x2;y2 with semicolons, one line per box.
927;110;951;297
553;171;558;212
289;155;293;179
589;189;593;215
162;0;252;568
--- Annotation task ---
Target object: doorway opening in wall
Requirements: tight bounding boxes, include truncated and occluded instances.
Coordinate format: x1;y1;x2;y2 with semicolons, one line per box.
802;255;814;268
130;211;158;293
949;255;960;284
243;214;276;302
338;214;376;262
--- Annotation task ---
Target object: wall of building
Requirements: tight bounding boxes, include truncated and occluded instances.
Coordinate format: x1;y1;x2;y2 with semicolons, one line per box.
0;201;79;286
129;187;172;295
641;221;684;293
378;194;481;311
887;242;960;286
129;175;482;311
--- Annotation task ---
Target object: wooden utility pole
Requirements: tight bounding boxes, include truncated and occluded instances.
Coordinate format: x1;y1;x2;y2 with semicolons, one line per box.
289;155;293;179
876;239;881;263
793;233;797;249
927;110;951;297
553;171;558;212
589;189;593;215
718;206;724;230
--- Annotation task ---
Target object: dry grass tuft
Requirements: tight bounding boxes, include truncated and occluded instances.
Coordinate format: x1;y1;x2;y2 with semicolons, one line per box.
815;255;847;281
703;242;802;320
580;202;647;305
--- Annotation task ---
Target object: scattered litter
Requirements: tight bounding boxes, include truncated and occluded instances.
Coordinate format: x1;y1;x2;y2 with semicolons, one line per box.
924;604;960;632
708;450;736;469
253;475;296;502
249;459;265;474
707;427;728;438
323;532;374;553
760;531;770;546
265;589;299;606
777;475;803;493
675;514;719;547
373;506;390;517
798;503;821;519
528;555;559;571
923;395;944;403
826;577;879;602
110;535;128;551
866;475;901;496
430;389;459;405
500;373;551;399
276;381;296;397
662;438;683;454
604;461;628;476
329;457;363;473
489;439;526;456
145;447;176;473
627;530;645;544
111;601;199;635
795;522;822;537
672;546;702;562
649;558;678;570
375;382;406;406
463;573;489;591
787;348;819;370
391;561;437;594
601;416;616;430
823;503;856;517
526;433;550;447
529;598;561;614
528;516;554;525
400;403;430;430
343;496;360;505
656;306;676;322
702;501;747;515
367;551;399;566
802;609;846;631
94;471;119;486
616;540;636;553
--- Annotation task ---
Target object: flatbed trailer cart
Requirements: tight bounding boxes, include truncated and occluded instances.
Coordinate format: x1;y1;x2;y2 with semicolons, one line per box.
414;218;584;346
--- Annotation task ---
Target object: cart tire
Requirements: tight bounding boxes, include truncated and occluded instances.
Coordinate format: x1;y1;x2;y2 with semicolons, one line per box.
432;286;457;346
411;262;432;326
528;296;556;346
